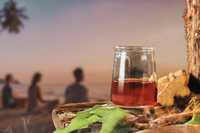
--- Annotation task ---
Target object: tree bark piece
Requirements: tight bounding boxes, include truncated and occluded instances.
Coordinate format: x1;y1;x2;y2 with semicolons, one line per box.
184;0;200;93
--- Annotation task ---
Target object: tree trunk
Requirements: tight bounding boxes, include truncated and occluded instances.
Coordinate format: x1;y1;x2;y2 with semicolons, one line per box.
184;0;200;93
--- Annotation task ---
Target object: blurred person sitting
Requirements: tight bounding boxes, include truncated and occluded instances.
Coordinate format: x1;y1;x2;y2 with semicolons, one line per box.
2;74;16;108
27;72;58;113
65;68;89;103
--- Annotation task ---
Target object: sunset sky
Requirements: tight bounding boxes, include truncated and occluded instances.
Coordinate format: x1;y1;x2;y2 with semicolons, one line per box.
0;0;186;86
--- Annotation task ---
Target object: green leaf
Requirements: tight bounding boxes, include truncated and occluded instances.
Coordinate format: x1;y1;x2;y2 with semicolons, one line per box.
53;105;127;133
100;108;126;133
54;115;101;133
186;113;200;125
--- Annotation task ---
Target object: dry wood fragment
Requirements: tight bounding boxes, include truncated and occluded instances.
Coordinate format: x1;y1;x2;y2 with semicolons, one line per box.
150;112;192;128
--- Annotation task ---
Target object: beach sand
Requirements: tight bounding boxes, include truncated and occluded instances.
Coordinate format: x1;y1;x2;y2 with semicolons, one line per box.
0;83;109;133
0;99;106;133
0;109;55;133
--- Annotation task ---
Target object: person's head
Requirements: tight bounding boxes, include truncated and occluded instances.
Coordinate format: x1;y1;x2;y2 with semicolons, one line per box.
5;73;13;84
31;72;42;86
73;67;84;83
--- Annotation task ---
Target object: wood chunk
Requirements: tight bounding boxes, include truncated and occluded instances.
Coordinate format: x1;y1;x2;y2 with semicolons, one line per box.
157;70;190;106
150;112;192;128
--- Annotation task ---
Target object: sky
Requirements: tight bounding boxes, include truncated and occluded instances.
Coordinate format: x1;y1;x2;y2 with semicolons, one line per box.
0;0;187;86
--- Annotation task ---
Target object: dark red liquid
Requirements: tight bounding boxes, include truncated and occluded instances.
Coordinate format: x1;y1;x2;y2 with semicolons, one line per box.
111;79;157;106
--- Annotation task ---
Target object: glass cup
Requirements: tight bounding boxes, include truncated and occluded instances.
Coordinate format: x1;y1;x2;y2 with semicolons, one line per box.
111;46;157;106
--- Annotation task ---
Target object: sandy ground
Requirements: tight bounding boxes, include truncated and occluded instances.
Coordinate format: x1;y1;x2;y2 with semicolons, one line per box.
0;109;55;133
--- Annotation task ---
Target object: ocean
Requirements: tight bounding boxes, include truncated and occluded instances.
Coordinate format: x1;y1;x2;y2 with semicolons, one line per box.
0;83;111;104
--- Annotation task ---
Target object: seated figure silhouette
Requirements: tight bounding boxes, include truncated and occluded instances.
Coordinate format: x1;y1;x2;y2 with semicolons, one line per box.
27;72;45;113
2;74;16;108
65;68;89;103
27;72;58;113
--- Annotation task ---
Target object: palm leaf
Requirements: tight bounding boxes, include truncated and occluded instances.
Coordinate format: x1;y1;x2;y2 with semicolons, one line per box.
0;0;28;33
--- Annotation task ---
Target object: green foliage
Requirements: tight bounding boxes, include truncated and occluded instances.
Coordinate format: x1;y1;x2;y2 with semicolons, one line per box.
54;105;127;133
185;96;200;125
186;113;200;125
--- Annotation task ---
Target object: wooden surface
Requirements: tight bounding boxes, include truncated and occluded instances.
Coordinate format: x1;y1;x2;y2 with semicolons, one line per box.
52;102;199;133
137;125;200;133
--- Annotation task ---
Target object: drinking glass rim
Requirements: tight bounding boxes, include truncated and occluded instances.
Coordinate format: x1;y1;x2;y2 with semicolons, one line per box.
115;45;154;51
